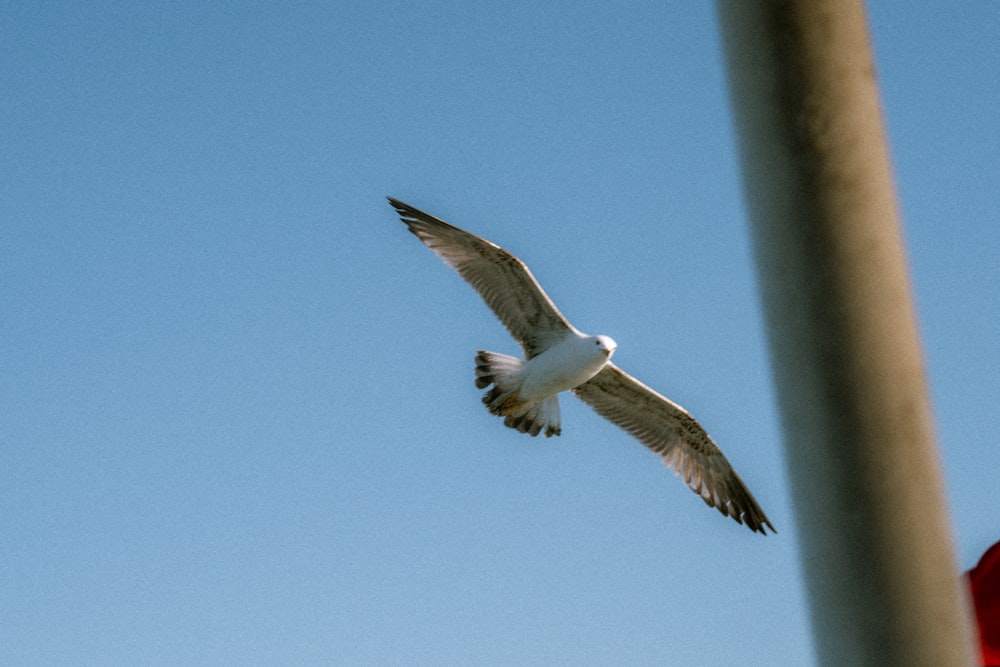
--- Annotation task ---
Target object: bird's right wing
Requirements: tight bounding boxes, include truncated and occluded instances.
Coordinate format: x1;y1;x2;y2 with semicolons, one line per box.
573;363;775;534
389;197;575;357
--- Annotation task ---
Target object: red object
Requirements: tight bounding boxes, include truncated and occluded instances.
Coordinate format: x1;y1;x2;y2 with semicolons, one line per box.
969;540;1000;666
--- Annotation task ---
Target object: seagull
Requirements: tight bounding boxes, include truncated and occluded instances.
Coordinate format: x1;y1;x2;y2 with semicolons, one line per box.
389;197;775;535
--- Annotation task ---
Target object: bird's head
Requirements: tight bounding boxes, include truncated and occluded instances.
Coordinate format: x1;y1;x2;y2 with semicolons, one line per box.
593;335;617;358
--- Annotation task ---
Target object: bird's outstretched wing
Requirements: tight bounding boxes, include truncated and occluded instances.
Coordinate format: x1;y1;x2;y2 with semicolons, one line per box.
389;197;575;357
573;364;775;534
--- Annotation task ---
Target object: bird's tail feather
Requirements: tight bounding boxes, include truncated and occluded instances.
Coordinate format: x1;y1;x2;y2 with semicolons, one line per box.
475;351;561;437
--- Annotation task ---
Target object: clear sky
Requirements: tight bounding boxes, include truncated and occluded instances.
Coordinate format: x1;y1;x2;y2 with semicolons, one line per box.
3;2;997;665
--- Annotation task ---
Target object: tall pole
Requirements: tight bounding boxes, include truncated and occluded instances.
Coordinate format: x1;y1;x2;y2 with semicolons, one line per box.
715;2;974;665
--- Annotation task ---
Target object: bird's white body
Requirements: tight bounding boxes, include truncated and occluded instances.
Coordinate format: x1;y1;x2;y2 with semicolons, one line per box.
519;333;616;400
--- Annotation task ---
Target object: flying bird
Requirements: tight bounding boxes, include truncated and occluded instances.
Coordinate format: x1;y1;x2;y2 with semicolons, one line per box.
389;197;774;535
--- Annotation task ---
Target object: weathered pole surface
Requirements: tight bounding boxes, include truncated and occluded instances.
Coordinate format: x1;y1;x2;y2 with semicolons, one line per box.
715;2;975;665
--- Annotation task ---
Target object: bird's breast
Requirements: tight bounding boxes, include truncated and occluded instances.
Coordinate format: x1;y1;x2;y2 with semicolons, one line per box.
519;337;609;399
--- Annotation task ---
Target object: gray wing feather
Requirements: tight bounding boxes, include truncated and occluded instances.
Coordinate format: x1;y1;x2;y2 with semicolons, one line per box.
573;364;775;534
389;197;574;357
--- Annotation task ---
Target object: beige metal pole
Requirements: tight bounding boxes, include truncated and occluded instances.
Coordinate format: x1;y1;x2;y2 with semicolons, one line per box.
714;2;975;665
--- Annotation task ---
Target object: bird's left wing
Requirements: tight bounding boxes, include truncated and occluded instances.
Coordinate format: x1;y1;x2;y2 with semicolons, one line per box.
573;364;775;534
389;197;575;357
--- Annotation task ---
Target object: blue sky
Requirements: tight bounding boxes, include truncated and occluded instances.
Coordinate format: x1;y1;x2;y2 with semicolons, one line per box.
2;2;997;665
